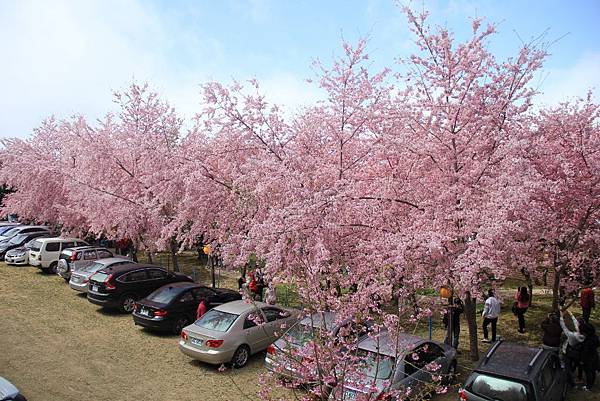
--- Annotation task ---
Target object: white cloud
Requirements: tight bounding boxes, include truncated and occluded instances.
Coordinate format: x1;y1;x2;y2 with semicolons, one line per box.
535;52;600;106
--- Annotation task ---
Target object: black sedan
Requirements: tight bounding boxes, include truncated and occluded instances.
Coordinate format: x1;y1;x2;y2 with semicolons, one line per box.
0;231;51;258
132;282;242;334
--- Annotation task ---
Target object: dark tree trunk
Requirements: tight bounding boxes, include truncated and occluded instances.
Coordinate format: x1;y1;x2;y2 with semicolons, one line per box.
463;292;479;361
552;268;561;312
210;255;216;288
146;251;153;264
170;237;180;272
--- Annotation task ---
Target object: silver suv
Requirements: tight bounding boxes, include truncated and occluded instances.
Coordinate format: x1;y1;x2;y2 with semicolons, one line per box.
57;246;114;281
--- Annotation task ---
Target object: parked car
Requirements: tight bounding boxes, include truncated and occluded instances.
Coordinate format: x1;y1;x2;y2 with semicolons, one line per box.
132;282;242;334
179;300;299;368
0;231;51;259
57;246;114;281
0;224;21;235
28;237;88;273
0;225;49;242
0;376;27;401
265;312;372;385
87;263;194;313
69;257;133;293
334;331;457;400
4;235;52;266
459;341;567;401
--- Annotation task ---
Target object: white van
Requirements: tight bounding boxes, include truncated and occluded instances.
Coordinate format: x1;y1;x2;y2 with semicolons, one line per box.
29;237;89;273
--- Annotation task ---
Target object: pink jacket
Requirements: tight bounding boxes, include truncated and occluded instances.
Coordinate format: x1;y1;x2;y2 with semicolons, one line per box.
515;291;530;309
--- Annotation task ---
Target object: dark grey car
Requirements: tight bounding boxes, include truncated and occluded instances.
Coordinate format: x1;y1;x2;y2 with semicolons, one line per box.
335;331;457;400
459;341;567;401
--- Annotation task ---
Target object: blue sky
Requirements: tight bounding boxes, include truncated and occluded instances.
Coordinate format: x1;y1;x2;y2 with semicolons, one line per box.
1;0;599;138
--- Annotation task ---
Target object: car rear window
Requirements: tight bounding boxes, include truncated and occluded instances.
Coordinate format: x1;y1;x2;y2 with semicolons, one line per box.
148;286;186;304
3;228;19;237
92;272;111;282
195;310;238;332
285;322;320;345
468;373;530;401
30;240;43;251
356;350;395;379
9;233;28;244
83;262;105;273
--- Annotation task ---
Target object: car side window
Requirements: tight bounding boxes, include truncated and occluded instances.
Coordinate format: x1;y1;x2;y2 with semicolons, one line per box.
192;288;215;300
45;242;60;252
262;307;287;322
179;291;195;303
98;250;113;258
61;242;76;250
148;269;168;280
538;355;557;394
83;250;97;260
243;312;263;329
122;270;148;282
422;343;444;363
404;345;429;377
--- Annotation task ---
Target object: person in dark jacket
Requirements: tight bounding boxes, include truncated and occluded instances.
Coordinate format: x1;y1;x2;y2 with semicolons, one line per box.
580;285;596;323
578;321;599;391
443;297;463;349
541;312;562;351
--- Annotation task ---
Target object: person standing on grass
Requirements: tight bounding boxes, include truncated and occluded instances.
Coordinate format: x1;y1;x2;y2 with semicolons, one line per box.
482;289;501;343
580;285;595;323
265;283;277;305
560;309;585;388
443;297;464;349
579;321;600;391
196;298;207;320
248;271;258;300
514;287;530;334
541;312;562;352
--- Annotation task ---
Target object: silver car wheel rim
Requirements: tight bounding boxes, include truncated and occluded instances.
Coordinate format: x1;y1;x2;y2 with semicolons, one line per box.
123;298;135;312
235;348;248;366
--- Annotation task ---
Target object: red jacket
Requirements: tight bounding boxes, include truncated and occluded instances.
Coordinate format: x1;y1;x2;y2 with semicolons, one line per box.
196;300;207;319
581;288;595;309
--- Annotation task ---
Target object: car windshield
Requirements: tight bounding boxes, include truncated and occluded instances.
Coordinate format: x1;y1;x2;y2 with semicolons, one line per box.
3;228;20;237
195;309;238;332
147;286;186;304
30;240;43;251
285;322;320;345
0;226;17;235
9;234;28;244
355;350;395;380
469;373;530;401
83;262;106;273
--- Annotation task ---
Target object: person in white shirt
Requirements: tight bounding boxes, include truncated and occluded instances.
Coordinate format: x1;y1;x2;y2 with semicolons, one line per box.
482;289;501;343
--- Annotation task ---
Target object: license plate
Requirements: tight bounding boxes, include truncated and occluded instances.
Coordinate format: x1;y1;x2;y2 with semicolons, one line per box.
190;337;203;346
140;308;150;316
92;285;99;292
343;390;357;400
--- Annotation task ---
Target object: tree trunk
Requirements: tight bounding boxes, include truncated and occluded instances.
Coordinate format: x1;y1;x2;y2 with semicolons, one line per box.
146;251;153;264
210;256;216;288
552;268;561;312
170;237;180;272
463;292;479;361
520;267;534;305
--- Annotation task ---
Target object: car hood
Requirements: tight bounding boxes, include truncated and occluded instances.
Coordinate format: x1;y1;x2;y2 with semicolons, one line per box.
0;376;19;399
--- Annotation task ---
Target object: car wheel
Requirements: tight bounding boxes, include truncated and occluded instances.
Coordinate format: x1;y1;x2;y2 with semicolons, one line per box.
63;276;70;283
444;361;457;385
231;345;250;368
120;294;137;313
172;316;189;335
49;262;58;274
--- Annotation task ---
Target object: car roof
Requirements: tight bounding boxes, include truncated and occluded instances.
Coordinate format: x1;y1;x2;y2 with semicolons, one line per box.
34;237;86;243
357;331;426;357
474;341;550;381
62;246;109;252
100;263;163;274
215;300;272;314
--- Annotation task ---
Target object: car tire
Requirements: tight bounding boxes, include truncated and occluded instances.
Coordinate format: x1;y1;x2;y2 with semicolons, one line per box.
119;294;137;313
231;345;250;368
49;261;58;274
172;316;189;335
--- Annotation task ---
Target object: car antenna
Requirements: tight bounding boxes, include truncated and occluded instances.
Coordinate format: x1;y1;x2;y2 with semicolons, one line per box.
526;349;544;373
483;340;502;365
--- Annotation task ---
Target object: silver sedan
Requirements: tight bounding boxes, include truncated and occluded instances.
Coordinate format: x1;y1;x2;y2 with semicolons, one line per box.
69;257;132;293
179;300;298;368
